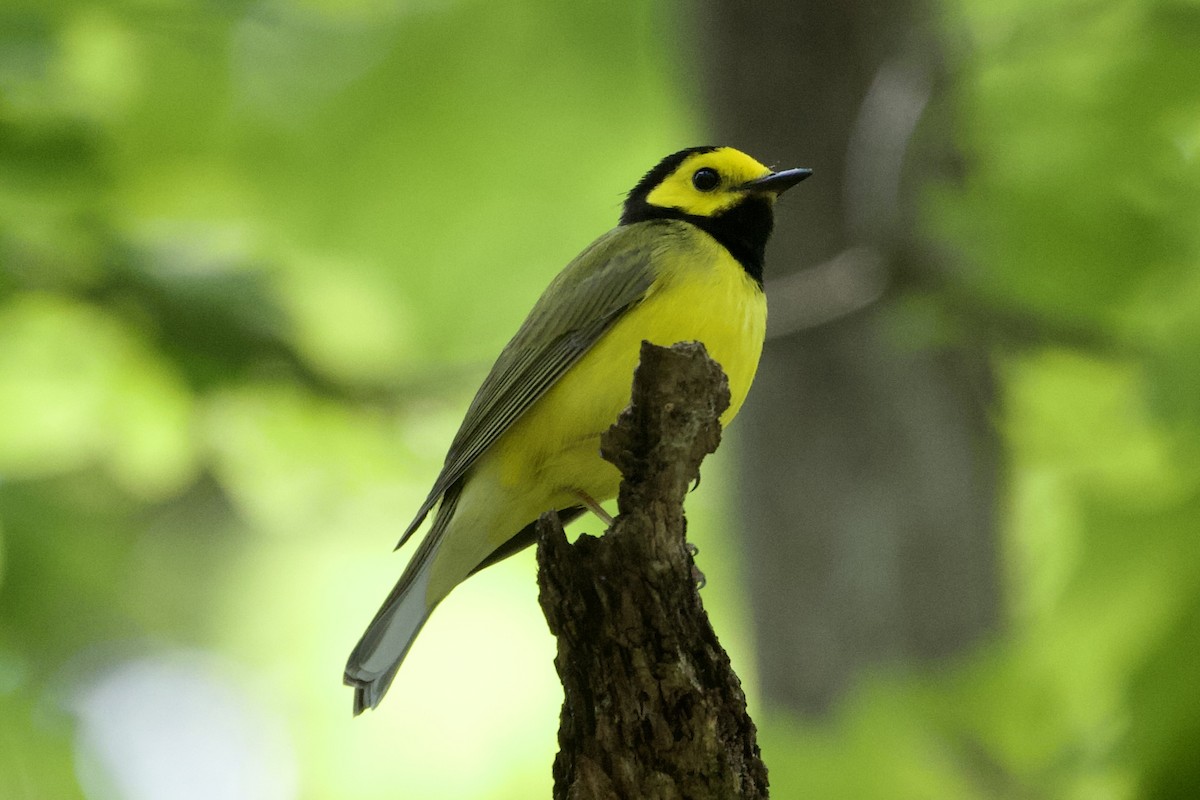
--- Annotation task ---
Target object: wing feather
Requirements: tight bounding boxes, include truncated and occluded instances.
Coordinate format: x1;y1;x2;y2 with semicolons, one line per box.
396;223;665;548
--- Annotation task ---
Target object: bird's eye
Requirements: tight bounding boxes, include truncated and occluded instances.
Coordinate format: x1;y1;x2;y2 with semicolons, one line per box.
691;168;720;192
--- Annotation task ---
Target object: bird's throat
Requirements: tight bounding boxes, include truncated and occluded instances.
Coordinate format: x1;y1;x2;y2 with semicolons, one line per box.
622;197;775;286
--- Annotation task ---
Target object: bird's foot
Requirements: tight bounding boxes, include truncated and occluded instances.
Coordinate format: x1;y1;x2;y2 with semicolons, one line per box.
684;542;706;588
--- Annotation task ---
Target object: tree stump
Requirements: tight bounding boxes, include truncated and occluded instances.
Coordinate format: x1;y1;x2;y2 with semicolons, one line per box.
536;341;769;800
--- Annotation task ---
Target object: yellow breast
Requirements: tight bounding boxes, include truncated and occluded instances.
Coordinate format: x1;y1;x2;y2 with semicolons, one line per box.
491;225;766;516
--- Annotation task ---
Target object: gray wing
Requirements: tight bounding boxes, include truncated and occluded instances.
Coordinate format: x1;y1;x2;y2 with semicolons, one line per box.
396;223;664;548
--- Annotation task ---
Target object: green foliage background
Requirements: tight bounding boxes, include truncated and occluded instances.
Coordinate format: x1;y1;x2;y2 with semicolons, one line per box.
1;0;1198;798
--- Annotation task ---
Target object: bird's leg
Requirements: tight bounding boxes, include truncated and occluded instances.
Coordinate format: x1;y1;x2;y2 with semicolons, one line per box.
575;490;615;528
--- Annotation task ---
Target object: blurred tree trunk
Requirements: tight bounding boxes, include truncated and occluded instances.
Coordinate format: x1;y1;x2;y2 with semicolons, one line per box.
695;0;1002;715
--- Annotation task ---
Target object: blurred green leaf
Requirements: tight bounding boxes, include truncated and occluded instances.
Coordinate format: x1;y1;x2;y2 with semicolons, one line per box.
0;692;83;800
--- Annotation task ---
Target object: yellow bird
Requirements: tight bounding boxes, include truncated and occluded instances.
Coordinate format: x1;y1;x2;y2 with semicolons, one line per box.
345;146;809;712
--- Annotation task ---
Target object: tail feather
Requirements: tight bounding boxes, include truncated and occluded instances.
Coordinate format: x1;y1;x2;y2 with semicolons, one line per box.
344;558;436;714
348;487;467;713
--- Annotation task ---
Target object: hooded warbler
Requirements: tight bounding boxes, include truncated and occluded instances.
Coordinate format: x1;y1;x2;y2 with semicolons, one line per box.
345;146;809;713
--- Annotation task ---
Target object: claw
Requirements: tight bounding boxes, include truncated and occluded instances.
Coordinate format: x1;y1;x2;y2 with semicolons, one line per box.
684;542;705;588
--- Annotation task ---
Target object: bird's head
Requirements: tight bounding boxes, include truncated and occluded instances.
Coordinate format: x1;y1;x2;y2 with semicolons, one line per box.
620;146;811;284
621;146;810;224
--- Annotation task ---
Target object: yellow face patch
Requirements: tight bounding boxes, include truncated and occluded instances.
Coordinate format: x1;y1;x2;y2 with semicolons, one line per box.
644;147;774;218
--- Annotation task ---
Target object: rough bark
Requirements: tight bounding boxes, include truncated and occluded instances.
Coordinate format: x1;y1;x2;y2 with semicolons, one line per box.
536;341;768;800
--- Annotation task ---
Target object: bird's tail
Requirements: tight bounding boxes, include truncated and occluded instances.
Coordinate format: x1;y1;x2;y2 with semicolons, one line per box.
344;550;438;714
